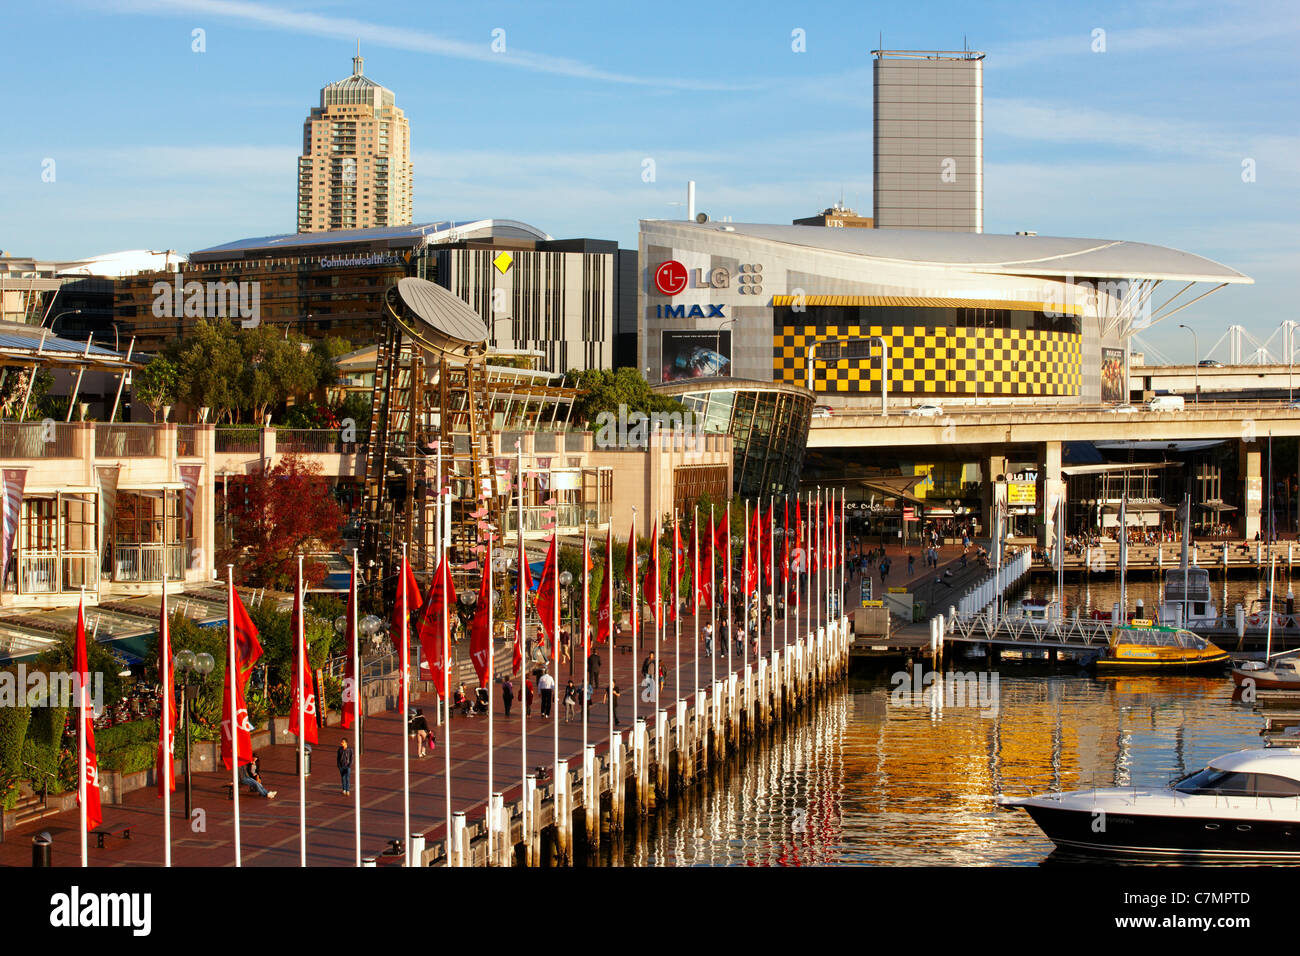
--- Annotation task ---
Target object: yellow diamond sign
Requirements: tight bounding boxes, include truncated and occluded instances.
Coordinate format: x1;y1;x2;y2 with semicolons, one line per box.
492;251;513;274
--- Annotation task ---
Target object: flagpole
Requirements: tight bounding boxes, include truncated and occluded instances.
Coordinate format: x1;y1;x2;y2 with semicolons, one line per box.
692;506;699;723
743;499;749;685
673;509;680;704
352;548;361;867
486;531;494;845
161;569;171;867
726;500;732;681
442;531;451;866
709;505;716;694
582;522;589;778
768;495;775;659
552;516;560;790
401;543;411;867
653;520;660;729
79;588;88;869
782;496;789;655
297;553;306;867
227;565;241;867
605;521;614;815
513;453;526;870
797;494;804;640
626;509;631;733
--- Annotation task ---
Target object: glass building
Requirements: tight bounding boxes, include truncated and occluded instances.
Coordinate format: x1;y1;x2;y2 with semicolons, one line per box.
655;378;813;498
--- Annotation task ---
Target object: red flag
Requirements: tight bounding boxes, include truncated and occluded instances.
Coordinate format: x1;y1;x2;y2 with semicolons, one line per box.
759;504;769;587
390;555;423;647
76;596;102;832
289;573;318;745
534;536;558;648
341;562;358;728
744;506;758;595
782;498;791;586
516;547;536;667
596;526;613;643
156;590;176;796
699;513;714;609
418;556;457;693
668;517;683;623
221;588;259;771
468;547;493;687
642;520;660;629
624;519;638;618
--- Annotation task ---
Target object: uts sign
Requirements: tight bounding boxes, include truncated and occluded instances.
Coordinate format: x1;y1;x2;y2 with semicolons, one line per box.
654;260;688;296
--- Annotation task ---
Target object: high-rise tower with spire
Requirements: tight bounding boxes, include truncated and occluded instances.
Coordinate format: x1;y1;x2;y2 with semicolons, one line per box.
296;44;413;232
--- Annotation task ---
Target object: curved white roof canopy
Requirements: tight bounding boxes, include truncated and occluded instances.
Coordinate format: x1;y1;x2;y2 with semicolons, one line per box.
652;221;1251;284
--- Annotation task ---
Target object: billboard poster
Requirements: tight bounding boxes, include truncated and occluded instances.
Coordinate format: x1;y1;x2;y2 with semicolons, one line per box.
1100;348;1125;404
662;330;731;382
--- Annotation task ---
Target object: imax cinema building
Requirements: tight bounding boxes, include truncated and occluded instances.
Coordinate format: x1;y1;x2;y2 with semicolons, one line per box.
639;220;1250;407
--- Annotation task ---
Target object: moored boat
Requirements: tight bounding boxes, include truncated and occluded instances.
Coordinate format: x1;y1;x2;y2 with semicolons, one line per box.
999;748;1300;861
1093;622;1229;671
1233;654;1300;690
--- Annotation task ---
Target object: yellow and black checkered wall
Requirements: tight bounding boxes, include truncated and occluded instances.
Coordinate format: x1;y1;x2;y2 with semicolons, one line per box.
775;324;1083;396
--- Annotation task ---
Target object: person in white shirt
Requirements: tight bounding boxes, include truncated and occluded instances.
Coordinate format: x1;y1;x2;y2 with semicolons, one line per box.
538;671;556;718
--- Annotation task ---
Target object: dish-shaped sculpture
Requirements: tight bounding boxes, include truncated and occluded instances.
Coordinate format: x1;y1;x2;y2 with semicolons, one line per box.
387;277;489;354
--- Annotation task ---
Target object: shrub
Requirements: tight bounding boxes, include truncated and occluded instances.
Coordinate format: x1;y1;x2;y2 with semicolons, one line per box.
0;705;32;811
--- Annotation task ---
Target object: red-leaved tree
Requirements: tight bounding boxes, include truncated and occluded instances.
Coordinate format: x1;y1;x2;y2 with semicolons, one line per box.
219;453;344;589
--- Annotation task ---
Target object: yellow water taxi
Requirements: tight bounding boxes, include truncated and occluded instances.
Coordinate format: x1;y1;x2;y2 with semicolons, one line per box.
1093;621;1230;672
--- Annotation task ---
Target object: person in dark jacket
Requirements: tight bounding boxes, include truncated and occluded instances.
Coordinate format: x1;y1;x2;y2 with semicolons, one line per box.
337;738;353;795
502;677;515;717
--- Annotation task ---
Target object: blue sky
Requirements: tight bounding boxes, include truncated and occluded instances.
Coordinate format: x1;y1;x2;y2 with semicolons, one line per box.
2;0;1297;360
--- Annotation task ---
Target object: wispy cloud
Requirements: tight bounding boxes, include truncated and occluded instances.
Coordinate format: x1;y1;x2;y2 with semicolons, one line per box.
113;0;759;91
988;5;1300;69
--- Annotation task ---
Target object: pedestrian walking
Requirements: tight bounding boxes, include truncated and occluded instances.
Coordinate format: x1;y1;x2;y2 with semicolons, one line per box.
502;677;514;717
703;622;713;657
337;738;352;796
525;675;535;717
538;671;555;718
604;681;622;727
907;554;915;577
587;650;601;691
563;679;577;722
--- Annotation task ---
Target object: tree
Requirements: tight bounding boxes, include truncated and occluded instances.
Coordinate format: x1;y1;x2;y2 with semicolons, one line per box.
169;319;243;422
134;356;179;422
218;452;344;590
566;367;691;426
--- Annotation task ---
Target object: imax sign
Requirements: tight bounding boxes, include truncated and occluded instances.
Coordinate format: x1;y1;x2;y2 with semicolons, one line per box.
656;304;725;319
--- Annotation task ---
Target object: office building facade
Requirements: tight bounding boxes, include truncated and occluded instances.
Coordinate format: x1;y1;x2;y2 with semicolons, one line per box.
872;50;983;232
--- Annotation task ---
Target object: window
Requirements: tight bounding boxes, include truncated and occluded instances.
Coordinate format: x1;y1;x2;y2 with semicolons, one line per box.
1252;774;1300;797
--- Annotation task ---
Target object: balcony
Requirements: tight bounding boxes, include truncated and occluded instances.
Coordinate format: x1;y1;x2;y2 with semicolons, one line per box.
95;424;158;457
17;552;98;594
112;543;185;583
0;422;76;458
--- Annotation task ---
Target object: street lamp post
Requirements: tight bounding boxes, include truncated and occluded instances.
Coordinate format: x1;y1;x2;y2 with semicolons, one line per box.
559;570;574;674
173;649;214;819
1179;324;1199;404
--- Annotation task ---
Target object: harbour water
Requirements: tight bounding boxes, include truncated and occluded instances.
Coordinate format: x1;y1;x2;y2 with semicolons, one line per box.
602;667;1267;866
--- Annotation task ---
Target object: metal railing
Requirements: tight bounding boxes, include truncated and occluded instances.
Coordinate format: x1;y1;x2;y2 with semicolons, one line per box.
112;543;185;582
0;422;76;458
215;428;260;453
501;502;610;532
275;428;364;454
176;424;198;457
95;423;158;457
18;552;98;593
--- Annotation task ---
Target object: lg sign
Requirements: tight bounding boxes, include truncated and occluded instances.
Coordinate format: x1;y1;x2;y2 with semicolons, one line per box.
654;260;688;296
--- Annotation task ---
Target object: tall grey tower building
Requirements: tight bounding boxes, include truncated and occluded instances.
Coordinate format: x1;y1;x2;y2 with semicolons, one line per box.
872;49;984;232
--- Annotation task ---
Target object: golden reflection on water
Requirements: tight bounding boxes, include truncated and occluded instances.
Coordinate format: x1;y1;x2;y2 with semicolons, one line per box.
620;670;1265;866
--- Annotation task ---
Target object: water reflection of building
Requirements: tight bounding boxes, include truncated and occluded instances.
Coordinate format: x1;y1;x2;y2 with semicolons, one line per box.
653;377;812;498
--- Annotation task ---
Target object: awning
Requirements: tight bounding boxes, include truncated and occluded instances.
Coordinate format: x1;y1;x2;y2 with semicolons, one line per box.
1100;502;1177;514
1061;461;1176;477
1198;501;1237;512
